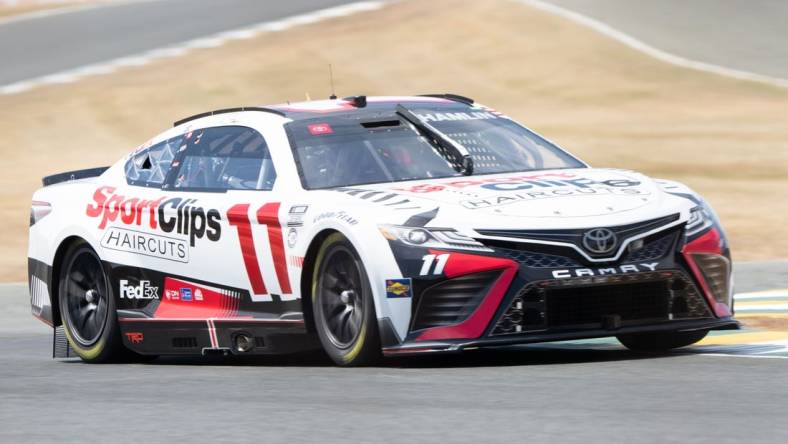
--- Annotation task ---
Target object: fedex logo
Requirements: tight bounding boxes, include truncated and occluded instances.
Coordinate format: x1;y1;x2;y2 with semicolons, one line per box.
119;280;159;300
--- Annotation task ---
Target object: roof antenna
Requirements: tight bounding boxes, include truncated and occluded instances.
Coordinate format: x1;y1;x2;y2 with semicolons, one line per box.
328;64;337;100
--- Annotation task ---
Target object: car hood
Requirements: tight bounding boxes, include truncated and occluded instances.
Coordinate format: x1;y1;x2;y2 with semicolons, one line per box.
338;168;690;229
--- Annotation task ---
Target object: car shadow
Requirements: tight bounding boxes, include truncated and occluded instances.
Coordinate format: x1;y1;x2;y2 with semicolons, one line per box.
391;346;679;368
60;343;686;368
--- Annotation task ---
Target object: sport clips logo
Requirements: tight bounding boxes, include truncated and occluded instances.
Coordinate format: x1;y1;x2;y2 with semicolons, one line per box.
86;186;221;246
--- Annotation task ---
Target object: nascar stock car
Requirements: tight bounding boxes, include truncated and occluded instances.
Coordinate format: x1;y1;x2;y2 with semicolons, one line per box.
28;94;738;366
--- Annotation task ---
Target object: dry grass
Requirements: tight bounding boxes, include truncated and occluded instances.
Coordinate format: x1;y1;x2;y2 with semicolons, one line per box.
739;316;788;331
1;0;787;281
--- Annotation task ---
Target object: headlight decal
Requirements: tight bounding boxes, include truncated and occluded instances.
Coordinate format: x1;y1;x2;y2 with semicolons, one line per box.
685;205;714;238
379;225;492;252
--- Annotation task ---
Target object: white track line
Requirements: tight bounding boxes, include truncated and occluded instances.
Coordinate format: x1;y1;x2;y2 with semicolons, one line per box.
517;0;788;88
700;353;788;360
0;0;157;27
735;289;788;300
692;339;788;359
736;304;788;312
0;1;386;95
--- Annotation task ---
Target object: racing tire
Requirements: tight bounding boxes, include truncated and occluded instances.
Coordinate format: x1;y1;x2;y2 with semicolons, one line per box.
617;329;708;352
58;241;125;363
312;233;381;366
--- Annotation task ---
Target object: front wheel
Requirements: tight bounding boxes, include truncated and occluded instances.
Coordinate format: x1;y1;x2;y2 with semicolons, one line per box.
312;233;381;366
617;329;708;352
58;241;124;363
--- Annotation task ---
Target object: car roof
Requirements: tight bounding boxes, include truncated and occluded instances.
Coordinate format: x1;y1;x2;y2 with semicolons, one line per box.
269;94;474;121
172;94;476;127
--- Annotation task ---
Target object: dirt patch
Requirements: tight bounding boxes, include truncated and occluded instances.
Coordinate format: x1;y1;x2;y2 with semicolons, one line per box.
739;316;788;331
1;0;787;281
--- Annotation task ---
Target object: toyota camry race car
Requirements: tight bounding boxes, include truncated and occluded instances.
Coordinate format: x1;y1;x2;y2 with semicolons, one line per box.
28;94;738;366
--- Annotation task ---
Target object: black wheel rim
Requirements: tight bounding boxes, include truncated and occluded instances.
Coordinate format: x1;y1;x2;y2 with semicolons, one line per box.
318;246;364;349
63;249;109;346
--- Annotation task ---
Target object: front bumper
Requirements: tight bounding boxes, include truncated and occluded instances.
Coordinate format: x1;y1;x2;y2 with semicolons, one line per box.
385;222;736;354
383;317;740;356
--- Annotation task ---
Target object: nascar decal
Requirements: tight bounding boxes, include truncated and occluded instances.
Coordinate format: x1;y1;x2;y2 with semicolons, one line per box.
393;172;641;193
286;205;308;248
86;186;222;242
416;111;498;122
87;186;221;248
393;172;647;210
386;278;413;298
101;227;189;263
393;172;580;193
155;277;241;318
334;188;423;210
227;202;292;297
124;332;144;344
119;279;159;300
420;254;450;276
287;205;308;228
313;210;359;226
552;262;659;279
461;186;646;210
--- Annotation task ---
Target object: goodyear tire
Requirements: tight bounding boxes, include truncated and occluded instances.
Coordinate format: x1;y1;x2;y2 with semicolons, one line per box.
58;241;124;363
617;329;708;352
312;233;381;366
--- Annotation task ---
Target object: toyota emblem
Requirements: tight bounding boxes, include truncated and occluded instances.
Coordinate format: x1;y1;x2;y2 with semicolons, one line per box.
582;228;618;255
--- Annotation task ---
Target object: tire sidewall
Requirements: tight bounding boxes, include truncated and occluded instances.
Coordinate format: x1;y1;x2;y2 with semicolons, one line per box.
58;241;122;363
312;233;380;366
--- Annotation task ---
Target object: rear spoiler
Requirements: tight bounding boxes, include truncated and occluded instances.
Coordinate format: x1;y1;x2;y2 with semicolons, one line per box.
42;166;109;187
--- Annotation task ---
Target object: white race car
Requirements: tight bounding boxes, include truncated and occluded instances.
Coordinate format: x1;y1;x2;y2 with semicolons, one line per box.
28;94;737;365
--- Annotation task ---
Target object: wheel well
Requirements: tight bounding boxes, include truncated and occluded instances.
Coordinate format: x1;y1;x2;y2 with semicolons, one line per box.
300;229;339;333
49;236;86;327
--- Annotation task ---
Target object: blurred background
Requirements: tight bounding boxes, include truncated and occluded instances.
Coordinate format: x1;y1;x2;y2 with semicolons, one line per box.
1;2;787;442
2;0;787;284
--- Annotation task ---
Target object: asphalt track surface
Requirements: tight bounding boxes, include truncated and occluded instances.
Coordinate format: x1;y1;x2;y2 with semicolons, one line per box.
2;261;787;443
540;0;788;80
0;0;360;86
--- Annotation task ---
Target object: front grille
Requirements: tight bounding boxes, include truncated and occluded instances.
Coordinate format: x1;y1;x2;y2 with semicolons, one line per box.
411;270;500;332
622;231;677;263
481;230;676;270
493;247;580;268
491;271;712;335
476;213;680;259
546;281;668;327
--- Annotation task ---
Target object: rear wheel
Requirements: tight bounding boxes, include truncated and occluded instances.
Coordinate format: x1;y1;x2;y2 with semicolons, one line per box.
58;241;124;363
312;233;381;366
617;329;708;351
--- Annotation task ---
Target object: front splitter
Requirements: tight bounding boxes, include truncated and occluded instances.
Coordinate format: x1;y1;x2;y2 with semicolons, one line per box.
382;317;739;356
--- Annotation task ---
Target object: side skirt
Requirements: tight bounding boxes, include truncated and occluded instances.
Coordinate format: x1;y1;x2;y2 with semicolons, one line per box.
118;318;319;356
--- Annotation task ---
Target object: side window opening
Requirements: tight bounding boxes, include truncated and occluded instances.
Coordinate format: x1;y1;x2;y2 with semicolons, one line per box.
125;135;182;187
170;126;277;191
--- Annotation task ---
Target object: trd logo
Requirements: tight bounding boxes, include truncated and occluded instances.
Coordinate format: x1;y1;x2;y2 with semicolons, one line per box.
125;332;144;344
119;280;159;300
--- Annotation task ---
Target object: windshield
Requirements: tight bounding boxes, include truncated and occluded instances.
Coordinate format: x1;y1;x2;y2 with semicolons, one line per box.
287;106;585;189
